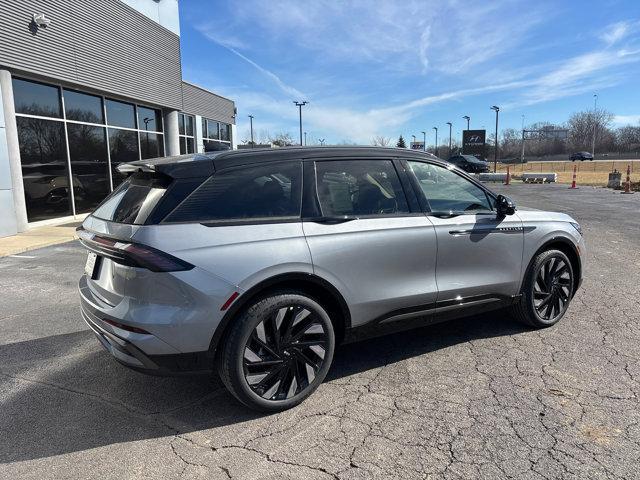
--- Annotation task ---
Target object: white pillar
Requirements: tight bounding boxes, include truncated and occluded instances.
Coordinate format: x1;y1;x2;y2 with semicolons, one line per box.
195;115;204;153
231;124;238;150
0;69;27;235
163;109;180;156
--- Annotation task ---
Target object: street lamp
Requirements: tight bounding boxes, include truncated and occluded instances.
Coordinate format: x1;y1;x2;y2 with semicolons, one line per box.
411;134;416;148
248;114;254;148
446;122;452;157
293;101;308;146
432;127;438;157
592;93;598;156
304;131;307;146
319;138;325;146
490;106;500;173
462;115;470;130
421;131;426;152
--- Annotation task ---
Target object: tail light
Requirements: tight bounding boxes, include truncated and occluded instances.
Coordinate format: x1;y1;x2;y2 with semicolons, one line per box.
77;228;193;272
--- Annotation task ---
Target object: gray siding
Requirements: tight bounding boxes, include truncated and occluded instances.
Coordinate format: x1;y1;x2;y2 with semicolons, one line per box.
0;0;182;109
182;82;235;124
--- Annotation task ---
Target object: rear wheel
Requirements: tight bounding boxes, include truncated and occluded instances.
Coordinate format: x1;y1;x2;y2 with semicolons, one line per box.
510;249;574;328
217;292;335;411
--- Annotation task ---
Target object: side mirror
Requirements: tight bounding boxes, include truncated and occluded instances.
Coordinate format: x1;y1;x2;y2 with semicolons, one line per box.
496;194;516;217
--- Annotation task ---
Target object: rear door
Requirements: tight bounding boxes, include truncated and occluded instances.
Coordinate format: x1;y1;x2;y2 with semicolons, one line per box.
404;160;524;314
302;158;438;328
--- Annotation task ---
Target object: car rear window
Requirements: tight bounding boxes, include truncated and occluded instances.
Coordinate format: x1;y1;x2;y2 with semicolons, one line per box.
164;161;302;223
92;173;171;224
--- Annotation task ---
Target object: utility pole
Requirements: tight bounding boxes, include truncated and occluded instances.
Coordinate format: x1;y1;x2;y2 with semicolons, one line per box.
592;94;598;156
432;127;438;157
446;122;452;157
293;101;308;146
491;106;500;173
421;131;426;152
463;115;470;130
248;114;254;148
411;134;416;148
304;131;307;146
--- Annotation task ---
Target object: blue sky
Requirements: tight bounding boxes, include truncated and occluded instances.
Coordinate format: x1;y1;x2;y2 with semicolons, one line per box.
178;0;640;145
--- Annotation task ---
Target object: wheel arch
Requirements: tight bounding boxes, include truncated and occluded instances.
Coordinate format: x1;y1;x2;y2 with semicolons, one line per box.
528;236;582;294
208;273;351;355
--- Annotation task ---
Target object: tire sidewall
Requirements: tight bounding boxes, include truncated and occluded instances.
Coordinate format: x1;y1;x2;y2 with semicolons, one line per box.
228;293;335;411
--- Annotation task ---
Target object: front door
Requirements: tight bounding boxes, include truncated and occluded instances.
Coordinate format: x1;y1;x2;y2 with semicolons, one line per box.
303;159;438;328
405;160;524;312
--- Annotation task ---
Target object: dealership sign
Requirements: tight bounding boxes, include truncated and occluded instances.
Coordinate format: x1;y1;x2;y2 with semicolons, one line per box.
410;141;424;150
462;130;486;157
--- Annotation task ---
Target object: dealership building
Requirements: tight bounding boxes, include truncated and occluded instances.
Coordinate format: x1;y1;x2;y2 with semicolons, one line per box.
0;0;236;237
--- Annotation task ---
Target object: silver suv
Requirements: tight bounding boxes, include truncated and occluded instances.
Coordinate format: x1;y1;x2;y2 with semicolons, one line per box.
78;147;585;411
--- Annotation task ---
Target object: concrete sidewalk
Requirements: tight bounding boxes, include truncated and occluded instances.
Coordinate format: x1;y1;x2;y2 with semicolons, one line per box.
0;223;79;257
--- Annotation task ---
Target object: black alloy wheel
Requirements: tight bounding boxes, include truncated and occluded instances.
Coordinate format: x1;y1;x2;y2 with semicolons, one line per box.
243;305;328;400
533;256;573;322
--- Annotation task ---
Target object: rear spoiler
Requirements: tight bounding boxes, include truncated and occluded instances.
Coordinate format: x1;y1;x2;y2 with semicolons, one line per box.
116;153;217;179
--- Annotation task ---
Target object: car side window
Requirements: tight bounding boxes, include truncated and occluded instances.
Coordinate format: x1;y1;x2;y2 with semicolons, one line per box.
315;160;409;217
407;161;493;214
165;161;302;223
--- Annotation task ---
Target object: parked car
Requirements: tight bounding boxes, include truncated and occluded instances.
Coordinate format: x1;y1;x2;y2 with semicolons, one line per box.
447;154;490;173
78;147;585;411
570;151;594;161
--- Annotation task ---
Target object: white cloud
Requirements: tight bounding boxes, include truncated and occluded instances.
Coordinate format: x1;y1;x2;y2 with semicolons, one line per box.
613;115;640;126
600;21;631;46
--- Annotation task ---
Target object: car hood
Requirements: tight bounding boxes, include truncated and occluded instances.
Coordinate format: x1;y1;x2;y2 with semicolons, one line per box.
516;208;576;224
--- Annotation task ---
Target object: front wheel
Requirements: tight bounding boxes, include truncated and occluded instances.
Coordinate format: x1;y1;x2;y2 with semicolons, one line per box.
217;292;335;411
510;249;575;328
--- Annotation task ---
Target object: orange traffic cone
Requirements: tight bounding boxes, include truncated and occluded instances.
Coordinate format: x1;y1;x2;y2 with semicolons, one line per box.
569;164;578;189
622;164;634;194
504;165;511;185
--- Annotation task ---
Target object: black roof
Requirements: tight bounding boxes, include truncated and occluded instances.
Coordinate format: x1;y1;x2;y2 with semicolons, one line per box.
118;146;443;178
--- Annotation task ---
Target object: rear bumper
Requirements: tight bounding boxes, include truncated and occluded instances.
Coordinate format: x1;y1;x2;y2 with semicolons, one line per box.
79;276;213;375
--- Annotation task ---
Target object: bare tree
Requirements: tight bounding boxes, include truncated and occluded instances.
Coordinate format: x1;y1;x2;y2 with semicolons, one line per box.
371;135;391;147
567;109;614;152
615;125;640;153
269;132;295;147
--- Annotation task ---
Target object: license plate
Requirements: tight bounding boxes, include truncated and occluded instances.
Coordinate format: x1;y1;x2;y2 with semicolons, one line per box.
85;252;98;278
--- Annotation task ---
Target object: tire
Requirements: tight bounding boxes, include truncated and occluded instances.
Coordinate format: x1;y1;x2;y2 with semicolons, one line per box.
510;249;575;328
216;292;335;412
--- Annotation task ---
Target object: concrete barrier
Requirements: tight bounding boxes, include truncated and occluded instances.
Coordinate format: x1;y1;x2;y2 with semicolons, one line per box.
521;172;557;183
477;172;507;182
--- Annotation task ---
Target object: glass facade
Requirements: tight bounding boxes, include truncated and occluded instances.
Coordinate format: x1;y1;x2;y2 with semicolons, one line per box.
202;116;232;151
179;113;195;154
12;77;166;222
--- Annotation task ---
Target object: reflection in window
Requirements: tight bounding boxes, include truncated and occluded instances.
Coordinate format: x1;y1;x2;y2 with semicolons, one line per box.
64;89;104;123
179;137;195;155
140;132;164;159
206;119;219;139
105;99;136;129
137;106;162;132
12;78;62;118
184;115;194;136
108;128;139;187
219;123;230;141
67;124;109;213
17;117;70;221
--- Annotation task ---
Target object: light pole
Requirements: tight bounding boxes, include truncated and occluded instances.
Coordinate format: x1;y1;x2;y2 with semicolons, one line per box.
421;131;426;152
463;115;470;130
248;114;254;147
490;106;500;173
304;131;307;146
319;138;325;146
592;94;598;156
432;127;438;157
411;134;416;148
293;101;308;146
446;122;452;157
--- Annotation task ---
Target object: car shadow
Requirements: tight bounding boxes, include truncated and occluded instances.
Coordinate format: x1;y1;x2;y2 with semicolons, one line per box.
0;312;530;463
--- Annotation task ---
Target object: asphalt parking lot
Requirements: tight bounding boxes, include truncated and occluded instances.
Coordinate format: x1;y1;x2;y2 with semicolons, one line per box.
1;183;639;479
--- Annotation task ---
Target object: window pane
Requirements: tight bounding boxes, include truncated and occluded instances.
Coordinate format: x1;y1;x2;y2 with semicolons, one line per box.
206;119;219;139
185;115;194;136
17;117;70;221
179;137;186;155
219;123;230;141
108;128;139;187
13;78;61;118
106;99;136;129
63;89;104;123
203;139;229;152
186;137;195;154
140;132;164;159
201;117;207;138
408;161;492;213
67;124;109;213
166;162;302;223
178;113;185;135
138;106;162;132
316;160;409;216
